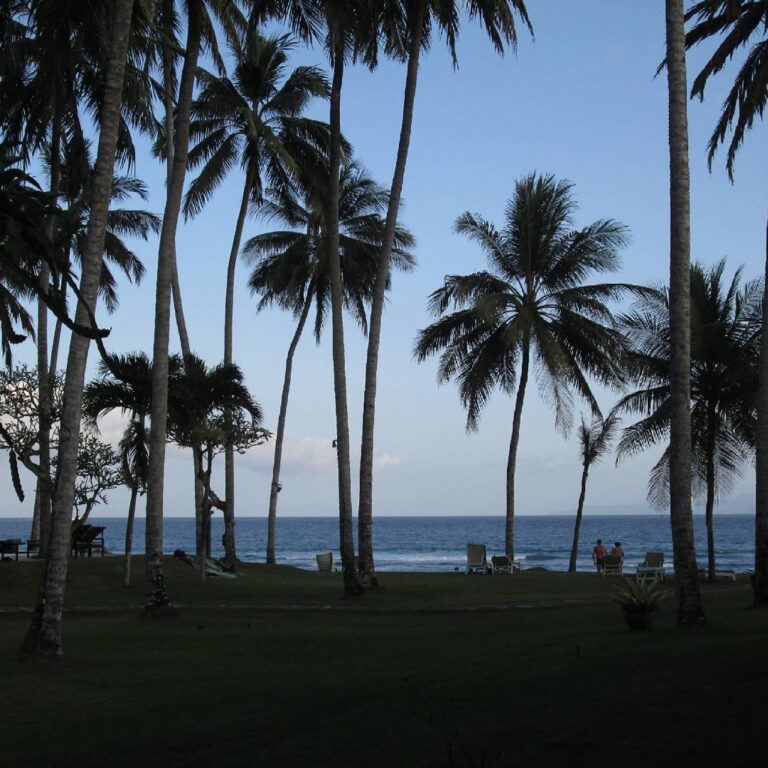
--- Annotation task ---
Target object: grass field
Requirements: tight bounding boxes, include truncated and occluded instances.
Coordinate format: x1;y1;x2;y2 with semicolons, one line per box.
1;558;765;767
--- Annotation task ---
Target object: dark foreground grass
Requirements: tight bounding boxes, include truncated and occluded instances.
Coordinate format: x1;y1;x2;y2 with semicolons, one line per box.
1;558;766;767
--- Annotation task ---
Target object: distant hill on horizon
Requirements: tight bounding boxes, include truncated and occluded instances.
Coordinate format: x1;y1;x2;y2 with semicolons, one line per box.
549;492;755;517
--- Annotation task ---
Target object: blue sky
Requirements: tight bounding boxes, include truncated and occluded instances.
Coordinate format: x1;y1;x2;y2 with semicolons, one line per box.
1;1;765;521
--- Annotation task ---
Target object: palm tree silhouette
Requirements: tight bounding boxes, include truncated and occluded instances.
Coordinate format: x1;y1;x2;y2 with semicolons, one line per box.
615;261;760;580
246;158;415;565
415;172;633;558
183;29;330;564
684;0;768;601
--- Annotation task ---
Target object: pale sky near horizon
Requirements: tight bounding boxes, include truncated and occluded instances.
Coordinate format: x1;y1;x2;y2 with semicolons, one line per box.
0;1;765;521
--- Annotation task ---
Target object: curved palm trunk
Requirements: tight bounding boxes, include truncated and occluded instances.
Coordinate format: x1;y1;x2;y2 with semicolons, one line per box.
222;166;256;568
358;0;425;589
665;0;704;624
36;119;61;558
160;4;205;562
328;40;361;595
48;271;68;376
267;286;313;564
753;212;768;603
505;342;530;559
569;462;589;572
21;0;134;655
123;483;138;587
144;1;201;614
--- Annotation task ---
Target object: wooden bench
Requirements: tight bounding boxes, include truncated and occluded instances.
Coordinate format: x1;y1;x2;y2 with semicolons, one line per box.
71;525;106;558
0;539;22;561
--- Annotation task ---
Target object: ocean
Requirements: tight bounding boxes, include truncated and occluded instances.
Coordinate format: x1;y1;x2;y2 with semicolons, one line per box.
0;514;756;573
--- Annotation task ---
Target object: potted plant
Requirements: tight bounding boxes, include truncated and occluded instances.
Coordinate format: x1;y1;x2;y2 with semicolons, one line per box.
614;579;669;631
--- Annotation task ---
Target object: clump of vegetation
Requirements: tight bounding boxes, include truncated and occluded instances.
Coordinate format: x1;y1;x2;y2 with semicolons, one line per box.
614;579;670;631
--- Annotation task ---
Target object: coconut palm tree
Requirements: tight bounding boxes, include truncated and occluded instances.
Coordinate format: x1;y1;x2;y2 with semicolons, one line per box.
664;0;705;624
21;0;137;657
251;0;379;594
83;353;161;587
358;0;533;587
684;0;768;602
143;0;246;613
568;412;620;572
182;29;330;566
245;158;415;565
415;173;633;559
614;261;760;580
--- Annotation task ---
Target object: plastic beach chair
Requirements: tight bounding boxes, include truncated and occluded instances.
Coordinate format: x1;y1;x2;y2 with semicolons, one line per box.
466;544;488;574
637;552;665;583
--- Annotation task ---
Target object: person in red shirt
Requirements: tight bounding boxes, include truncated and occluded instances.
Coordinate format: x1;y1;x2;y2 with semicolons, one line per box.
592;539;608;572
611;542;625;558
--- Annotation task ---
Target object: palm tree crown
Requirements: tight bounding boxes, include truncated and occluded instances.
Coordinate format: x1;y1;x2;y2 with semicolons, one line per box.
685;0;768;177
415;172;631;431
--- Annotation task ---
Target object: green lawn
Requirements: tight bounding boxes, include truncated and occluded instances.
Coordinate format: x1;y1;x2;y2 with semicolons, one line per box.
1;558;765;767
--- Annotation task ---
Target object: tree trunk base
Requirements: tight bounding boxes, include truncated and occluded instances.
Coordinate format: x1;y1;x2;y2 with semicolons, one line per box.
750;574;768;605
20;611;62;657
140;603;178;619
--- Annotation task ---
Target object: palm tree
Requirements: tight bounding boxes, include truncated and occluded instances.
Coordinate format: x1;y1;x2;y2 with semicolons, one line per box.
614;262;760;580
245;159;415;565
143;0;245;613
684;1;768;602
568;412;620;572
414;173;632;559
252;0;378;594
664;0;705;624
166;354;265;581
182;29;330;566
83;353;159;587
21;0;136;657
358;0;533;587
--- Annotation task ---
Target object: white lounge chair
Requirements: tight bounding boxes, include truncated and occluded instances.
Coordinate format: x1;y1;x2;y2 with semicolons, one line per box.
466;544;488;574
637;552;665;583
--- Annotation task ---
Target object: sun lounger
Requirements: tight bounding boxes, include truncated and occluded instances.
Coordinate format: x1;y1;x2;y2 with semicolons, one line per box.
491;554;520;574
637;551;665;583
71;525;106;558
602;554;624;576
698;569;737;582
0;539;22;561
466;544;488;574
316;552;334;572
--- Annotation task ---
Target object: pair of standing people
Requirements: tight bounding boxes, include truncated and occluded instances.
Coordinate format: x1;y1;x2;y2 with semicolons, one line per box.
592;539;624;572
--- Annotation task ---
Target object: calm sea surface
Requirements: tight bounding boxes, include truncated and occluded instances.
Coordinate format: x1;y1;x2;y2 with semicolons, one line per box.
0;514;756;573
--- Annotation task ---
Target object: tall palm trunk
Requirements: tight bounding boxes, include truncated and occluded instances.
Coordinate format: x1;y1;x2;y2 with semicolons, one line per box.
705;411;717;580
328;38;361;595
505;341;530;559
48;271;68;375
267;286;313;564
160;3;205;558
569;461;589;572
358;0;425;588
124;482;138;587
222;165;256;567
21;0;135;655
753;213;768;604
144;0;201;613
36;118;61;558
665;0;704;624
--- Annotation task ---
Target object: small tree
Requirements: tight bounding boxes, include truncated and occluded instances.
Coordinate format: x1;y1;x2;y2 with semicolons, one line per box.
67;430;124;523
167;355;268;578
0;365;64;541
568;412;620;572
